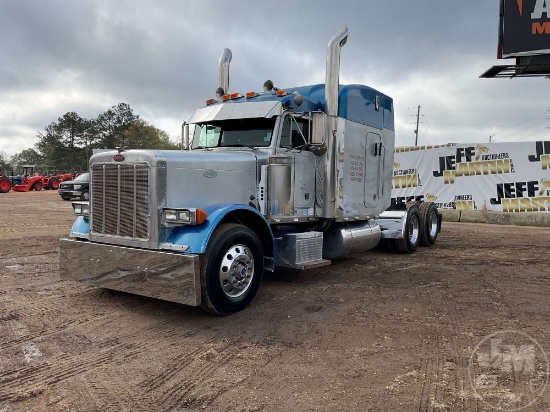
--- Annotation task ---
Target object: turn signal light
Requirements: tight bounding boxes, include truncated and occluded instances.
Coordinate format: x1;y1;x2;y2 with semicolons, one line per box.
195;208;207;225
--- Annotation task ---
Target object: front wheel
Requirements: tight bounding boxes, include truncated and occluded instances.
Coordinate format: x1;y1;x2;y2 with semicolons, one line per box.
200;224;264;315
81;189;89;201
33;182;43;191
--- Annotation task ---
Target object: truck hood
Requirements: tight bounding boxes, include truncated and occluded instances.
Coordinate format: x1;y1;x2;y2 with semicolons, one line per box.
164;150;258;209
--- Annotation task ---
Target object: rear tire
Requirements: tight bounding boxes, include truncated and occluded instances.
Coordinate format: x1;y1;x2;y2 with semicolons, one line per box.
200;224;264;315
0;178;10;193
394;204;421;254
49;178;60;190
419;202;439;246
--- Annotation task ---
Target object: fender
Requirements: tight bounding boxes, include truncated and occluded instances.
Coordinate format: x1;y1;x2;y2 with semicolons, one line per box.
166;204;275;266
69;216;89;240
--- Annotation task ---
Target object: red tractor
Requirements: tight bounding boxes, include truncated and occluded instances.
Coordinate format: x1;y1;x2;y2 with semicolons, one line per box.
42;167;61;190
40;167;76;190
12;166;45;192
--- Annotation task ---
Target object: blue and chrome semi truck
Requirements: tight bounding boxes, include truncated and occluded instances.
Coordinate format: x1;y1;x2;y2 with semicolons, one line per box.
60;28;441;315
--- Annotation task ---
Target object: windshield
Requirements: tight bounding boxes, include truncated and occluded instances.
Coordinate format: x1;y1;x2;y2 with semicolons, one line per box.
191;118;276;149
73;173;89;182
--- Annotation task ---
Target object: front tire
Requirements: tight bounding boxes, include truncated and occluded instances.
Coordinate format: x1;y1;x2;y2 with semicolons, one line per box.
33;182;43;191
81;189;89;201
200;224;264;315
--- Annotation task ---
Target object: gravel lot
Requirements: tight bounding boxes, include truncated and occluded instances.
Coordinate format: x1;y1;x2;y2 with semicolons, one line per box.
1;189;549;411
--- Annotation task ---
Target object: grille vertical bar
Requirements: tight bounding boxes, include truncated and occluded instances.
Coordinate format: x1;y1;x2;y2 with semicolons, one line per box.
91;163;150;240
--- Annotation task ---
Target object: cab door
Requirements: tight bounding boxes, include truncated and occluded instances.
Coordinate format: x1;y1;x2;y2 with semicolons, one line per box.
364;132;383;213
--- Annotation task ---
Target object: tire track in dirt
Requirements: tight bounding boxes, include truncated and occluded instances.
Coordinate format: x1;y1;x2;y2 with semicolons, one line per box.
0;313;205;406
414;268;480;412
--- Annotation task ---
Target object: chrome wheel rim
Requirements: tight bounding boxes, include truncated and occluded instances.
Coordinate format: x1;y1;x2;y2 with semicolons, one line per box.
428;210;438;238
409;215;419;245
219;244;254;298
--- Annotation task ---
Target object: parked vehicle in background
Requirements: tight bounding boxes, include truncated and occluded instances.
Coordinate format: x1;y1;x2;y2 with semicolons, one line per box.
58;173;90;201
9;165;36;187
13;172;45;192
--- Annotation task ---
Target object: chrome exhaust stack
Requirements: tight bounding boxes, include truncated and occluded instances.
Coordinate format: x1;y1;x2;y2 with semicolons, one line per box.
218;48;232;96
321;27;348;218
325;27;348;118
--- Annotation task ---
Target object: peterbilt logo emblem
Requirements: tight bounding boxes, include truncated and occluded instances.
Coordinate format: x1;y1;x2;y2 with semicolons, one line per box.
204;170;217;178
113;154;125;162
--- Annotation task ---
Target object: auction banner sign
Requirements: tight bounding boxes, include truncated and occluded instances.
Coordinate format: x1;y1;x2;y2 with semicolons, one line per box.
499;0;550;58
392;141;550;212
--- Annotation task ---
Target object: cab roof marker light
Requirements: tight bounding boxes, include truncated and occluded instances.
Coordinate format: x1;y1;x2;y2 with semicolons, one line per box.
206;98;216;105
230;92;240;99
276;89;287;96
222;94;230;101
245;92;258;98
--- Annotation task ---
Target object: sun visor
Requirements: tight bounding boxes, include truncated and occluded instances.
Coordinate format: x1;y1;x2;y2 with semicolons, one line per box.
188;101;283;123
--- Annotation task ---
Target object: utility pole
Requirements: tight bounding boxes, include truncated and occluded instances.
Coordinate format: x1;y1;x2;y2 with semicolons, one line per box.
414;105;421;146
489;135;493;143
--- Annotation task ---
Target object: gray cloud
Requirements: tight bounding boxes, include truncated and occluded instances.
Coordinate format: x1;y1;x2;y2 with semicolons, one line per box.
0;0;547;157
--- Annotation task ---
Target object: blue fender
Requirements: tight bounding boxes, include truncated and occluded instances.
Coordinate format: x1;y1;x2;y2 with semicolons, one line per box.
167;204;275;262
69;216;89;239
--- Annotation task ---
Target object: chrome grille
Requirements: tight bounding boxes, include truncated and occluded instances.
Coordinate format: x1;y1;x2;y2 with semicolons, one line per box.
91;163;150;240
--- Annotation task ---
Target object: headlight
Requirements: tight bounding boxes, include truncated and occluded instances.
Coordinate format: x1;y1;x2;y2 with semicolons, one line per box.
164;210;178;221
177;210;190;222
162;208;206;225
74;185;82;189
72;202;90;217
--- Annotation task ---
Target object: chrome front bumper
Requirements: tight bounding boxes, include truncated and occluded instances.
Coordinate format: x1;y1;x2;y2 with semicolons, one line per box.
59;238;201;306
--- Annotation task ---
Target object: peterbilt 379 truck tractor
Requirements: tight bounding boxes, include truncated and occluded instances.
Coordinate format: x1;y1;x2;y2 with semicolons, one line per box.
60;28;441;315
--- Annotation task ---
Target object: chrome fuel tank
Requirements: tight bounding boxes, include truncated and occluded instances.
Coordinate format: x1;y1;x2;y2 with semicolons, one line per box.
322;221;381;259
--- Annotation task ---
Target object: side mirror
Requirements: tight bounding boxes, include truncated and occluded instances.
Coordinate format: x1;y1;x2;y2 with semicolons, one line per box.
310;112;327;156
182;122;190;150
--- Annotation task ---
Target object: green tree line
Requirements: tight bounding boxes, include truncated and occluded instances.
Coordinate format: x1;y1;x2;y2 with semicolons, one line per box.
1;103;180;175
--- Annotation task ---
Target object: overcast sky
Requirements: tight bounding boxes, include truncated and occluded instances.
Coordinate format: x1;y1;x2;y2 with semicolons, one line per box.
1;0;549;157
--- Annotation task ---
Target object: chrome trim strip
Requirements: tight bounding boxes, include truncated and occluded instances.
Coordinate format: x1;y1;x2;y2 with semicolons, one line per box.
117;164;121;235
133;164;137;238
102;165;106;233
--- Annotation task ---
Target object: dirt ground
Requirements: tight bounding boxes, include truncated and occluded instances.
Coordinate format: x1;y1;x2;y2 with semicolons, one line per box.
0;189;549;412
